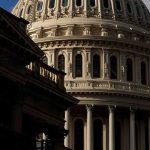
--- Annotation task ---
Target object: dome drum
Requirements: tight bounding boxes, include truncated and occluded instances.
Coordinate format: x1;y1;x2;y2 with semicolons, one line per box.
12;1;150;150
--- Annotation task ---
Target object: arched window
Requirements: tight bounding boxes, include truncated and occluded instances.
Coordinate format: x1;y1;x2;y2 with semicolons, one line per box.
75;54;82;77
116;0;121;11
93;55;100;78
110;56;117;79
89;0;95;7
62;0;68;7
76;0;81;7
19;9;23;17
37;1;43;11
49;0;55;8
141;61;146;85
103;0;109;8
115;121;121;150
127;2;132;13
74;119;84;150
27;5;32;14
126;58;133;82
136;5;141;17
58;55;65;71
93;119;103;150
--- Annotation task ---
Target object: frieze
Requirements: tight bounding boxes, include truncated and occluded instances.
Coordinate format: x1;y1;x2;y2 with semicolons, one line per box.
35;39;150;56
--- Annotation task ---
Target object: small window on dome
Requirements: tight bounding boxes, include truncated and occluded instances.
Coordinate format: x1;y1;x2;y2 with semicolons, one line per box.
103;0;109;8
49;0;55;9
19;9;23;17
27;5;32;14
89;0;95;7
37;1;43;11
127;2;132;13
76;0;81;7
62;0;68;7
116;0;121;11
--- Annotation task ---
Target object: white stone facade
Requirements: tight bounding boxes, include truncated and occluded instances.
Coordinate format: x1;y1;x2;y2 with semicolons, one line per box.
12;0;150;150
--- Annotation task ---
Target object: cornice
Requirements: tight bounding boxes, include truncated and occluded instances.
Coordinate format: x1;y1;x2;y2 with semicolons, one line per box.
34;37;150;56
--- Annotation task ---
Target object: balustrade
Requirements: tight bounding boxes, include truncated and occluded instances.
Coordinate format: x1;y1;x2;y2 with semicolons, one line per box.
26;61;65;90
65;80;150;96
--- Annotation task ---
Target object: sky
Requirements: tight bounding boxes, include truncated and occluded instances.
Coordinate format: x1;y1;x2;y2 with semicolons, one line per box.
0;0;150;12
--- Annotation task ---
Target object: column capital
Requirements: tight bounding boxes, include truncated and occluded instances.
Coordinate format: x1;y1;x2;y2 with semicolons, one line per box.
108;105;116;112
86;104;94;112
129;106;136;113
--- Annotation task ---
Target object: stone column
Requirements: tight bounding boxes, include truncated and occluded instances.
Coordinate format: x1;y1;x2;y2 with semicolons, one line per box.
64;108;71;148
66;49;73;79
85;49;91;79
86;104;93;150
49;49;55;67
103;123;107;150
97;0;102;18
135;56;141;84
108;106;115;150
83;0;88;17
68;0;73;17
110;0;115;20
103;49;109;79
130;108;136;150
120;54;126;81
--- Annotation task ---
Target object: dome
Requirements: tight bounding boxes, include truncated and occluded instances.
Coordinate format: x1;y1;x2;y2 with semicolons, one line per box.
12;0;150;34
12;1;150;150
12;0;150;102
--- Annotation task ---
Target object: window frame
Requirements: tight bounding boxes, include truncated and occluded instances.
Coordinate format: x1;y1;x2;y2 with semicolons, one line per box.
27;5;32;14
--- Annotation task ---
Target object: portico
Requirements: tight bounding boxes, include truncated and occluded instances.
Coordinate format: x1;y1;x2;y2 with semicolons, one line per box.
65;104;149;150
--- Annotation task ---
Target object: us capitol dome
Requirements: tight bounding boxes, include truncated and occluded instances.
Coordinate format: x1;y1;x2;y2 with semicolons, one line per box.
12;0;150;150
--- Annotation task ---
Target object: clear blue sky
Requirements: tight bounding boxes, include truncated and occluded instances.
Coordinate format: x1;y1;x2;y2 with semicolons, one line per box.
0;0;150;12
0;0;18;12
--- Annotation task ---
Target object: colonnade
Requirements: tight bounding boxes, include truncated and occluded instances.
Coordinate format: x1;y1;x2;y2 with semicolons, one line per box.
64;105;150;150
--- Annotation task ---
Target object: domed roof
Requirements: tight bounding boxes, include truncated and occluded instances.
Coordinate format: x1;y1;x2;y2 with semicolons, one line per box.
12;0;150;31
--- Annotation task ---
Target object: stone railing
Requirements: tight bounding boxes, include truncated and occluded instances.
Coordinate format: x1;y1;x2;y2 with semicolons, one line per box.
26;61;66;90
65;80;150;97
